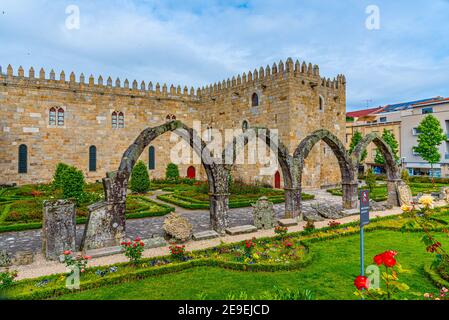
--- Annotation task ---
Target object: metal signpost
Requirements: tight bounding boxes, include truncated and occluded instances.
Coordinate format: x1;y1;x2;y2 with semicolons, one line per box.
360;190;370;278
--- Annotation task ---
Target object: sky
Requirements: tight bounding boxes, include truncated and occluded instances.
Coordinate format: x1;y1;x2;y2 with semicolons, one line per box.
0;0;448;111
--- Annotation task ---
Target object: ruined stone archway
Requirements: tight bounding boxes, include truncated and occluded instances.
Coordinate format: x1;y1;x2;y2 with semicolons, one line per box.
351;132;407;207
222;127;299;218
103;120;230;235
294;129;357;211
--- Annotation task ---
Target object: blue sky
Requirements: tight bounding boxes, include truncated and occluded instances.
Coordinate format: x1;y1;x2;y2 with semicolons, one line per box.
0;0;448;111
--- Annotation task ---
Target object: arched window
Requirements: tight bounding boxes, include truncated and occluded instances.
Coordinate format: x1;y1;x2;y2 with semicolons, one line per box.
206;126;213;141
166;114;176;121
49;108;56;126
89;145;97;172
112;111;118;128
319;96;324;111
251;93;259;107
18;144;27;174
148;146;155;170
242;120;249;132
57;108;64;126
118;112;124;128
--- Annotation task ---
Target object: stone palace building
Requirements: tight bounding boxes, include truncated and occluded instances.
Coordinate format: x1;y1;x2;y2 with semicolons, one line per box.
0;58;346;189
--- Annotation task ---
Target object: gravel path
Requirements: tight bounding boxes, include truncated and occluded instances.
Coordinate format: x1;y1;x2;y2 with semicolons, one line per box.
0;189;342;256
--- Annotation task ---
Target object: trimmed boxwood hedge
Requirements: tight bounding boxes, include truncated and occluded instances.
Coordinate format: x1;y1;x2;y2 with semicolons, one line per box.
0;197;174;234
157;193;314;210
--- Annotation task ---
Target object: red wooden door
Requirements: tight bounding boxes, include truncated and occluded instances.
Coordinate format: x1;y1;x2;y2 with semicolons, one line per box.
274;171;281;189
187;166;196;179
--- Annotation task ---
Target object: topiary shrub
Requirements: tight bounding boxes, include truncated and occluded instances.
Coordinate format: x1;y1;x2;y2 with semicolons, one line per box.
165;163;180;182
61;165;85;200
130;161;151;194
52;163;70;190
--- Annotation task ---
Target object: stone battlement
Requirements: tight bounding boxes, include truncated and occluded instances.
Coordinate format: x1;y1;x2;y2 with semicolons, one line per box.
0;57;345;102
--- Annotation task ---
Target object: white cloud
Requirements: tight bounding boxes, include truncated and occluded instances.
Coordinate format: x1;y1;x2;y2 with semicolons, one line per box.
0;0;448;110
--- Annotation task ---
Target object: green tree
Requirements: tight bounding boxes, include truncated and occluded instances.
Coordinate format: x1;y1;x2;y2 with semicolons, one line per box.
61;165;85;200
130;161;151;193
365;168;377;192
349;131;367;162
413;115;446;182
374;129;400;164
165;163;180;181
52;162;70;190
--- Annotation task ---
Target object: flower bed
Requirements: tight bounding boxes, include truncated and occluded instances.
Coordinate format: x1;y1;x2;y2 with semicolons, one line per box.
2;206;449;300
0;184;174;233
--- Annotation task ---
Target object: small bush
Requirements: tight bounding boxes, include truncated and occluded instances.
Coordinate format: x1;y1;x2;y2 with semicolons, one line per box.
165;163;180;181
61;165;85;200
365;168;377;192
52;163;70;190
401;169;410;184
130;161;151;194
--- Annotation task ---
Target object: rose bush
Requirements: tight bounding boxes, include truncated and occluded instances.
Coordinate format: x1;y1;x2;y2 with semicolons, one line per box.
121;237;145;265
63;251;91;275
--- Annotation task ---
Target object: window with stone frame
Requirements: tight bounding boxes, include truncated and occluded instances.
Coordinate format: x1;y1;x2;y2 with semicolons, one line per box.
118;112;125;128
49;107;57;126
319;96;324;111
18;144;28;174
242;120;249;132
57;108;64;126
251;93;259;107
112;111;118;128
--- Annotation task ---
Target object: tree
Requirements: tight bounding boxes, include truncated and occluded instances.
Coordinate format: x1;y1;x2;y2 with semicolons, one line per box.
374;129;399;164
130;161;151;193
165;163;180;181
413;115;446;182
52;162;70;190
61;165;85;200
365;168;377;192
349;131;367;162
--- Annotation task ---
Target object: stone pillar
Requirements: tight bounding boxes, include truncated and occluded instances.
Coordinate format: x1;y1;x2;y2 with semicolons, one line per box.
342;182;358;209
80;201;125;252
389;179;412;207
209;193;229;234
284;187;301;219
102;171;127;233
42;199;76;261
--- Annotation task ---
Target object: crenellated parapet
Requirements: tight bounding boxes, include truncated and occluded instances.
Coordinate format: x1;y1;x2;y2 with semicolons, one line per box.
0;64;201;102
0;58;346;103
199;57;346;98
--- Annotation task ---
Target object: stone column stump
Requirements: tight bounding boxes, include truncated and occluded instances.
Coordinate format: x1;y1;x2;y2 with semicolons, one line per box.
42;199;76;261
252;197;276;230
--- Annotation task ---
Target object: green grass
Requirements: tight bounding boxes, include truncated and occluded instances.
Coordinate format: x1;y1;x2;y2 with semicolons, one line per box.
57;229;447;300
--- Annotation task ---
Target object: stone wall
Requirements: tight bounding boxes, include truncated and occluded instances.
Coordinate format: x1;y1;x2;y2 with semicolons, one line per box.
0;59;346;189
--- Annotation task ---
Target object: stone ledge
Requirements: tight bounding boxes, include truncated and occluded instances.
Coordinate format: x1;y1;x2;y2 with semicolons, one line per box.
143;237;167;249
84;246;122;259
277;218;298;227
193;230;220;241
341;209;359;216
225;225;257;236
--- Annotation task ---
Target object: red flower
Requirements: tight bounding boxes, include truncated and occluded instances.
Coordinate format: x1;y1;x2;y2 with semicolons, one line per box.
354;275;369;291
383;256;396;268
134;237;141;242
373;254;384;266
133;243;137;247
63;250;72;255
384;250;398;258
140;242;145;247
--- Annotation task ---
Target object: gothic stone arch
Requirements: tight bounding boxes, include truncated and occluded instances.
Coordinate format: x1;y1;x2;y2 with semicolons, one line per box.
294;129;357;210
103;120;230;235
351;132;408;207
222;127;300;218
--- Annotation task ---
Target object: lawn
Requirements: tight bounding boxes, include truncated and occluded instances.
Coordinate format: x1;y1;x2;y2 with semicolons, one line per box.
328;182;447;202
3;207;449;300
56;230;445;300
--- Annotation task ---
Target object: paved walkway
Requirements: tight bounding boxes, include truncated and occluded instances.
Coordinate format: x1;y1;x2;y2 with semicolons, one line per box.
0;189;342;255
